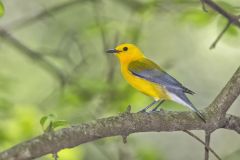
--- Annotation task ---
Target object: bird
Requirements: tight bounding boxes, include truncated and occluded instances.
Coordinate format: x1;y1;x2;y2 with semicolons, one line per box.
106;43;205;122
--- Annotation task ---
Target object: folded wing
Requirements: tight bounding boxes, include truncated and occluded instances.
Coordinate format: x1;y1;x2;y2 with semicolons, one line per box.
128;58;195;94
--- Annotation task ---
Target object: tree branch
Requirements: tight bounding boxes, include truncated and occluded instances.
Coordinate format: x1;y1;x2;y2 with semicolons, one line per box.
224;114;240;134
207;66;240;120
202;0;240;48
202;0;240;28
0;112;239;160
0;65;239;160
210;21;231;49
0;28;67;85
200;0;208;12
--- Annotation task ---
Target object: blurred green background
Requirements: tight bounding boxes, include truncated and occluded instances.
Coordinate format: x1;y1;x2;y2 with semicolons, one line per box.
0;0;240;159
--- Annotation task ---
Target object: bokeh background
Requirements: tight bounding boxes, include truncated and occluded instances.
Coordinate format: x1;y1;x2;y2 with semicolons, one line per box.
0;0;240;159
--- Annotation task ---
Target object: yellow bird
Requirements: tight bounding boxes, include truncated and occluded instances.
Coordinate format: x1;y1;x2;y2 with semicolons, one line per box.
107;43;205;122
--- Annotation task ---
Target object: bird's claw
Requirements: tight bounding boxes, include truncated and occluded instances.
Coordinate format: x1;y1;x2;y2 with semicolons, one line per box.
150;108;165;113
160;108;165;113
138;109;147;113
151;108;158;112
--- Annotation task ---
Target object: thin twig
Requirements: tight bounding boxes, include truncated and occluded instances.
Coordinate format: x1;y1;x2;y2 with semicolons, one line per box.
210;21;231;49
200;0;208;12
205;132;211;160
201;0;240;49
183;130;221;160
52;153;58;160
92;1;108;50
202;0;240;28
0;28;67;85
91;0;118;85
3;0;84;31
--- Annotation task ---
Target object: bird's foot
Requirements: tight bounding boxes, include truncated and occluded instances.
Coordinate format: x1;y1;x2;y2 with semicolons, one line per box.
150;108;165;113
138;109;147;113
159;108;165;113
151;108;158;112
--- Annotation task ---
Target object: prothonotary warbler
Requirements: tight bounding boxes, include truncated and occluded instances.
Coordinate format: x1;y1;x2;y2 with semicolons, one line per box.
106;43;205;122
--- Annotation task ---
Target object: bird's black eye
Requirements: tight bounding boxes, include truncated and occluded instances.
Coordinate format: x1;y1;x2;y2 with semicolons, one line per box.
123;47;128;51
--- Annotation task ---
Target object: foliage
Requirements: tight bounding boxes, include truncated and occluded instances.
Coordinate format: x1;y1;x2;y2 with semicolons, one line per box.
0;0;239;159
0;1;4;17
40;114;68;132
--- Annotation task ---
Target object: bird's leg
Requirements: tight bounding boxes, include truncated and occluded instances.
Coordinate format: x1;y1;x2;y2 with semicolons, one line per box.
139;100;158;112
151;100;165;112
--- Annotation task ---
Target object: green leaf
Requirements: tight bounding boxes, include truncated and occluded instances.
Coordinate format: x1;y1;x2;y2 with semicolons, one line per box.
40;114;56;130
0;1;4;17
40;114;67;132
52;120;68;129
48;113;55;119
40;116;48;128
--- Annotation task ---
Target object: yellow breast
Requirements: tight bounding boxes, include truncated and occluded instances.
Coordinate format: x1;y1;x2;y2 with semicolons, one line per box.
121;65;170;100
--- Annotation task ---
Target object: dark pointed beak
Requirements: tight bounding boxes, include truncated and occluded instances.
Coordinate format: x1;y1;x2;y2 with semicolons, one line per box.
106;49;121;54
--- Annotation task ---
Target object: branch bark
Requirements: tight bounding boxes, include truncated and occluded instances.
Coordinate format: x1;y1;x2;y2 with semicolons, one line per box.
207;66;240;120
0;113;239;160
0;66;239;160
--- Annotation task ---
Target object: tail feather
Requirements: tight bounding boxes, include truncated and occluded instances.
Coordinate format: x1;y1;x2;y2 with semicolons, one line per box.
167;89;206;123
191;107;206;123
182;86;195;95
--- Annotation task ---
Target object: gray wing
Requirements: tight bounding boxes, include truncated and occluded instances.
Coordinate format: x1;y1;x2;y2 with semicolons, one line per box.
128;59;195;94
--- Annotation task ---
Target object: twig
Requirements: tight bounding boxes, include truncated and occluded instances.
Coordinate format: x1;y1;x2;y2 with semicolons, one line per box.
3;0;84;31
91;1;118;85
52;153;58;160
92;1;108;50
205;132;211;160
202;0;240;28
0;28;67;85
200;0;208;12
210;21;231;49
183;130;221;160
201;0;240;49
208;66;240;119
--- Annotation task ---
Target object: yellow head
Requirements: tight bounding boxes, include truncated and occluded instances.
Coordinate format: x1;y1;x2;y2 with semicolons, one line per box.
106;43;144;63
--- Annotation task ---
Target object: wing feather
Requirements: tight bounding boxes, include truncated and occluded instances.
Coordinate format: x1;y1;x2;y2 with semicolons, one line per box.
128;58;195;94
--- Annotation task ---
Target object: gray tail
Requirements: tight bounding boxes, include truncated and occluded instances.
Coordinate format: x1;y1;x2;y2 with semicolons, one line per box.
190;105;206;123
168;89;206;123
183;86;195;95
178;92;205;123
